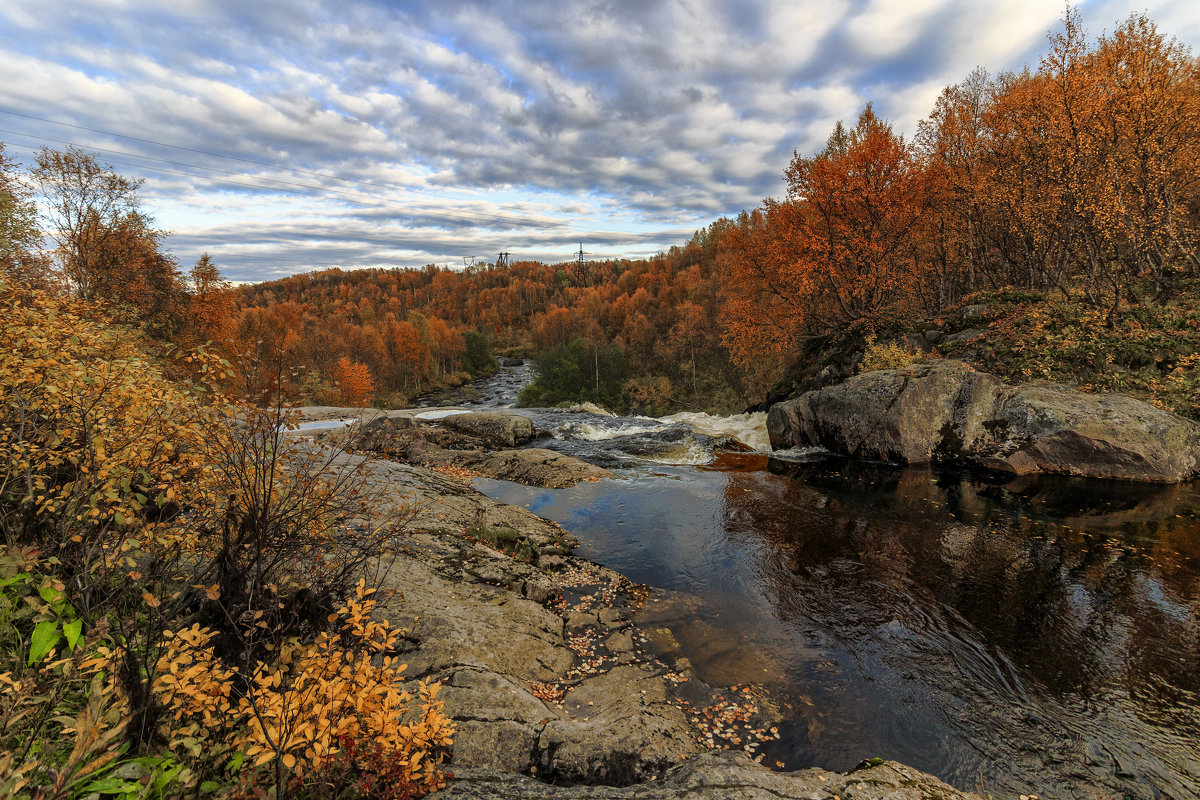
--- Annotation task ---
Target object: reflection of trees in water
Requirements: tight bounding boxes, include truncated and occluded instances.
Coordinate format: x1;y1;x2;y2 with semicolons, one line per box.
719;459;1200;796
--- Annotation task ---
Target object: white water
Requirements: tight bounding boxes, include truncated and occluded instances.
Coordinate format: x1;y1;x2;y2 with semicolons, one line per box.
413;409;473;420
552;420;666;442
659;411;771;452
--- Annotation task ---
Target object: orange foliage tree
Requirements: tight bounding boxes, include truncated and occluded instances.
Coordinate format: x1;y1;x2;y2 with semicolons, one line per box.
723;107;932;368
336;356;375;407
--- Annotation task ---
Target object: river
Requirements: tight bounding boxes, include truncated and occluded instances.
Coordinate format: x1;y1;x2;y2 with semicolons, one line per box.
430;364;1200;799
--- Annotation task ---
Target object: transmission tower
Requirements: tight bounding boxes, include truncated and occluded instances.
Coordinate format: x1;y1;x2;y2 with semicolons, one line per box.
496;251;511;268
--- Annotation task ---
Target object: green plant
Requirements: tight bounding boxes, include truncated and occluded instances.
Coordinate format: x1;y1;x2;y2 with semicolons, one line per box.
467;524;539;563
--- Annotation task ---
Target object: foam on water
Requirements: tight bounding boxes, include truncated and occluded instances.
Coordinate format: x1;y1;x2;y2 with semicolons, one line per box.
769;445;829;461
659;411;771;452
553;421;666;442
413;409;473;420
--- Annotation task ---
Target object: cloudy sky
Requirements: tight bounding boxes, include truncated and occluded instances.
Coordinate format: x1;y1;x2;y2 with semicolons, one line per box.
1;0;1198;282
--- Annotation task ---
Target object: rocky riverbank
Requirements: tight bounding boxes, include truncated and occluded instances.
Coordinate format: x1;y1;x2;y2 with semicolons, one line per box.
292;408;982;799
768;359;1200;482
301;408;611;488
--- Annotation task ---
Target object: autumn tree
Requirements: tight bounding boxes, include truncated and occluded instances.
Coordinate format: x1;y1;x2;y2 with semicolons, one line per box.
336;356;375;407
33;146;183;331
917;68;998;303
0;142;48;288
1073;14;1200;302
183;252;235;348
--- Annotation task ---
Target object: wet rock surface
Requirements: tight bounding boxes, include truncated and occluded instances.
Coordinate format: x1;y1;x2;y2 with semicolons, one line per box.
432;752;979;799
768;359;1200;482
330;410;611;488
293;434;980;799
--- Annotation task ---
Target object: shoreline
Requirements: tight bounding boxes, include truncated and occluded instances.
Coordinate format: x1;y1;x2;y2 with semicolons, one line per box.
298;407;982;799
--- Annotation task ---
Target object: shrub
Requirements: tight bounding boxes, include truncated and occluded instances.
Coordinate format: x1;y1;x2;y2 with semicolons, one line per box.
858;334;924;373
0;285;213;558
152;582;454;794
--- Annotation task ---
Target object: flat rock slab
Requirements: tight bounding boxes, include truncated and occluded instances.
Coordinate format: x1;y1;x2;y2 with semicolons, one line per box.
768;359;1200;482
465;448;612;488
431;752;980;799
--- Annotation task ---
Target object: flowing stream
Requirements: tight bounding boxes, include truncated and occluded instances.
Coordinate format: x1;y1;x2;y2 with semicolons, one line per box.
449;365;1200;799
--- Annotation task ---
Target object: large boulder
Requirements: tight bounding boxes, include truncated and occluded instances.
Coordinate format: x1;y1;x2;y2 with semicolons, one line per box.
439;412;535;448
768;360;1200;482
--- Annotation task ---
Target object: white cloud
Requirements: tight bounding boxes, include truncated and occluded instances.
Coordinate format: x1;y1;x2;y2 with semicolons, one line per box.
0;0;1197;280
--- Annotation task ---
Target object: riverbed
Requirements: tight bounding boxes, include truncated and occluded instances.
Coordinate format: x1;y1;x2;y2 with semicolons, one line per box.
433;366;1200;799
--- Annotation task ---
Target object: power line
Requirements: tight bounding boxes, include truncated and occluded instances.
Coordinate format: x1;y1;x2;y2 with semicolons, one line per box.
0;108;634;234
0;129;575;231
3;139;591;269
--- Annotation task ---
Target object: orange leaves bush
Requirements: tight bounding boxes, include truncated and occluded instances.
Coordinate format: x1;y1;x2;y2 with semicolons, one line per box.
0;286;213;550
153;582;454;794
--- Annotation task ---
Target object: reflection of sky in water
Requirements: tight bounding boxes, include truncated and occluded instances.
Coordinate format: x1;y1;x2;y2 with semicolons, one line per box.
474;460;1200;800
1141;574;1193;623
479;470;765;599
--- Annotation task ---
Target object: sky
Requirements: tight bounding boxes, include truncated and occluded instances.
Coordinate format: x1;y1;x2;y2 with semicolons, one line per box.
1;0;1199;283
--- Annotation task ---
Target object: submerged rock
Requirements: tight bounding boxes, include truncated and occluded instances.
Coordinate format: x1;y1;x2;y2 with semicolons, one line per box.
768;359;1200;482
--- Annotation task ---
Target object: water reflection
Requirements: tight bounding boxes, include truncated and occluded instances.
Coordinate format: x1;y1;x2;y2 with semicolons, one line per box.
475;457;1200;799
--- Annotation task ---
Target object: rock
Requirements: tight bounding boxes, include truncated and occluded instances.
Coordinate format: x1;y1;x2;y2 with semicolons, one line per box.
439;412;535;448
569;402;615;417
903;332;934;353
430;751;982;799
351;412;607;490
386;558;574;681
940;327;988;346
438;669;553;772
353;415;421;455
768;359;1200;482
539;664;702;784
466;448;611;489
501;356;525;367
958;302;990;319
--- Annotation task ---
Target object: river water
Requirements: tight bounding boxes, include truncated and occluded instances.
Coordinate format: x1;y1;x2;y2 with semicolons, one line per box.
443;365;1200;799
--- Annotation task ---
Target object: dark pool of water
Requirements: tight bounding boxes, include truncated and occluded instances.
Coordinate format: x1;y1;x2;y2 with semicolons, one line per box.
475;455;1200;799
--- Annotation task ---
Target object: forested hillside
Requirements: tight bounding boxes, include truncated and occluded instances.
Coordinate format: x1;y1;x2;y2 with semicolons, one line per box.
233;225;747;413
234;11;1200;417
